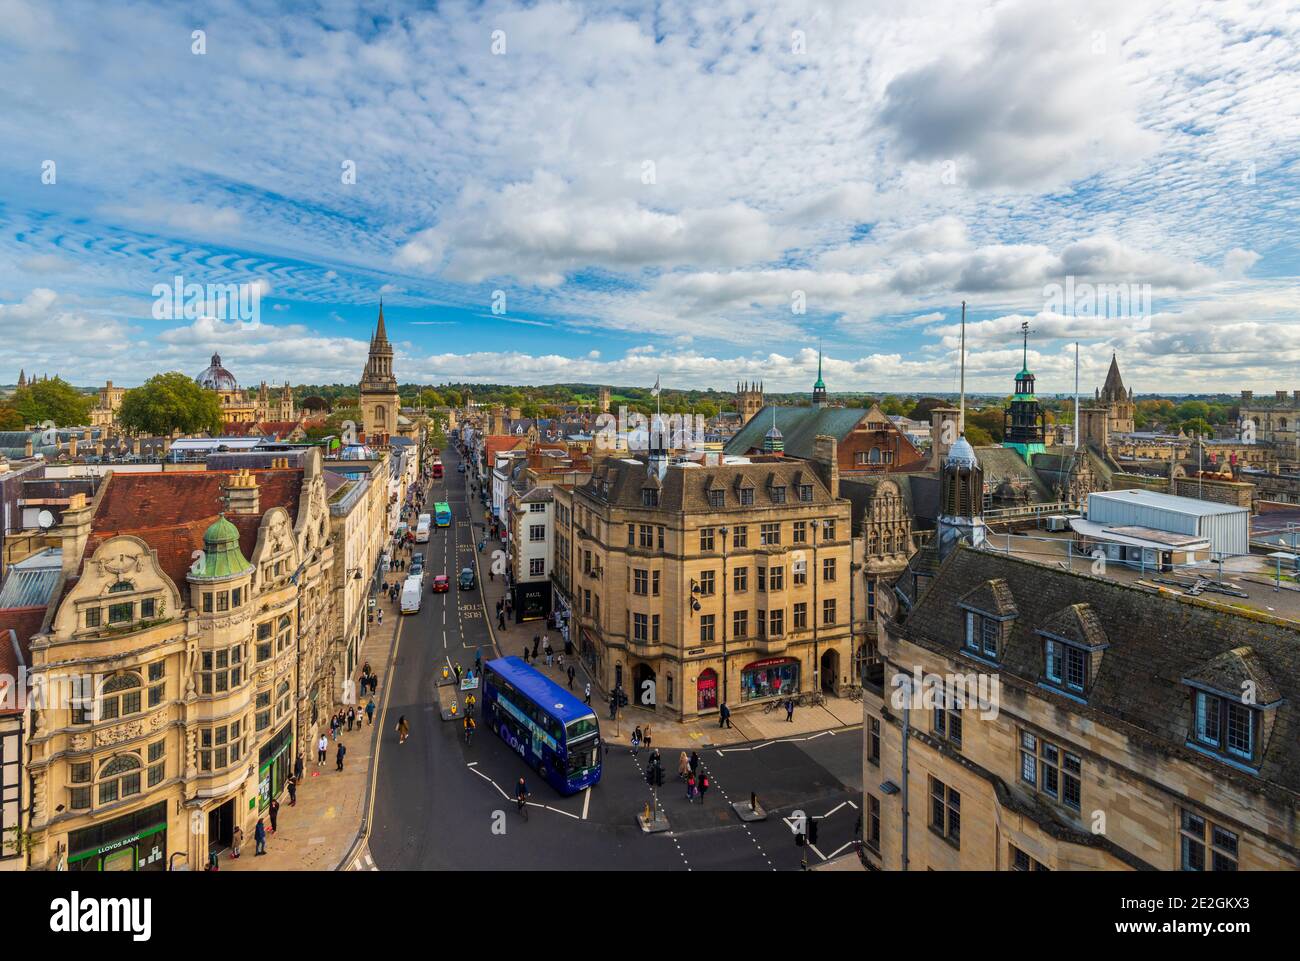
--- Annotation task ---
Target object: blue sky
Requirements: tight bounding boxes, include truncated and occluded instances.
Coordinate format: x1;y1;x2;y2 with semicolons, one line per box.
0;0;1296;395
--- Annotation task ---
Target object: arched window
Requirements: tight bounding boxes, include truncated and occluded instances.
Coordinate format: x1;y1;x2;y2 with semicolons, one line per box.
97;753;142;805
869;447;881;464
99;672;142;721
108;580;135;594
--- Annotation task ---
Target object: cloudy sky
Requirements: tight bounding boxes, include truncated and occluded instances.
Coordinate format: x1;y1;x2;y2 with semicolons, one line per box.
0;0;1296;395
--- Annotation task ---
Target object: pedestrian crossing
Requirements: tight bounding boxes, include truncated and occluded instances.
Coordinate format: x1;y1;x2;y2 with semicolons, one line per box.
348;848;379;871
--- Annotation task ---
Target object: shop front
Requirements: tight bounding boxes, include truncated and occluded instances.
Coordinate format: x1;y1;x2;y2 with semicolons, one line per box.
258;722;294;811
740;656;801;702
512;580;552;623
67;801;168;871
696;668;719;711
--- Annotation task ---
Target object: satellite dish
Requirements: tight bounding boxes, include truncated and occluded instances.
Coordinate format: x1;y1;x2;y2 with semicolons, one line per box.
37;509;55;530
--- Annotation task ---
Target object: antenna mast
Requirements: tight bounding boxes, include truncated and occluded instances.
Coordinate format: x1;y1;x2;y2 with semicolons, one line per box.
958;301;966;434
1073;341;1080;451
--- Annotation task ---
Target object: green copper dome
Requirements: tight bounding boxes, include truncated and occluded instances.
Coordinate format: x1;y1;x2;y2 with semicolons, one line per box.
195;514;251;579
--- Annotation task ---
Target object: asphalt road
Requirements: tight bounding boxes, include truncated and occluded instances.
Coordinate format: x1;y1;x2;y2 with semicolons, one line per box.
368;444;865;871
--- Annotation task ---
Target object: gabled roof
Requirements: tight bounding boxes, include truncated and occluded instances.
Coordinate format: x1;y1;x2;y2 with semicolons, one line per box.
85;470;304;590
1038;602;1109;650
975;446;1054;502
724;406;867;459
1183;646;1281;706
958;577;1018;618
0;549;62;609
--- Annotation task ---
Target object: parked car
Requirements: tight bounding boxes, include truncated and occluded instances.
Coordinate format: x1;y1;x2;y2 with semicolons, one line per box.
456;462;466;473
458;567;475;590
431;574;449;593
410;555;424;578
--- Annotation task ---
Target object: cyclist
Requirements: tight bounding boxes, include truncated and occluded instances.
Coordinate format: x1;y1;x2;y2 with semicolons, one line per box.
463;714;476;745
465;692;477;717
515;776;530;816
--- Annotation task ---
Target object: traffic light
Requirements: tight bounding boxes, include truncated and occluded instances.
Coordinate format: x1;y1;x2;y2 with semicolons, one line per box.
808;818;819;846
645;764;655;785
795;831;805;847
618;690;629;708
655;764;665;787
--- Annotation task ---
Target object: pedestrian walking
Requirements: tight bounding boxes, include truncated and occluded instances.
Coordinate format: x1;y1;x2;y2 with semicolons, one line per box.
377;608;383;626
686;774;696;802
544;641;553;667
499;610;506;630
584;682;592;705
631;726;642;758
287;776;297;806
269;797;280;833
532;635;540;659
317;734;328;765
786;698;795;723
346;706;356;731
366;699;375;725
690;750;699;776
397;715;410;744
336;741;347;771
643;724;653;751
719;702;731;728
453;662;462;684
231;825;243;858
523;647;531;665
294;753;304;782
254;818;267;856
699;773;709;804
678;751;690;781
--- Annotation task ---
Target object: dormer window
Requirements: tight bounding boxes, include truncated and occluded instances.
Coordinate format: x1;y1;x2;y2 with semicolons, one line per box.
739;486;754;506
1044;639;1088;694
770;485;786;504
963;612;1002;661
1191;691;1256;762
798;485;813;502
641;488;659;507
708;489;725;509
957;579;1018;664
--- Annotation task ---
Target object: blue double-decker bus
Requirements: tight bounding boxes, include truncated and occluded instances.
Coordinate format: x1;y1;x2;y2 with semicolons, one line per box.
482;657;601;795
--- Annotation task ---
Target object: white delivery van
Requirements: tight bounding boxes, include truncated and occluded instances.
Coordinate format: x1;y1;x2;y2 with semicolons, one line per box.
416;513;432;543
400;574;423;614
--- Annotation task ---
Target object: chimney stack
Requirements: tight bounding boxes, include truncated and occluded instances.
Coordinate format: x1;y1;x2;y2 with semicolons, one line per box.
223;469;261;515
58;493;94;580
928;407;961;471
813;434;839;499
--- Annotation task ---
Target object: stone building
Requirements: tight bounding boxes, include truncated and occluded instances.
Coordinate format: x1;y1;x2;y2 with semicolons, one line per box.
1239;389;1300;460
20;452;334;872
1094;353;1135;435
554;432;853;719
359;305;402;445
862;547;1300;870
736;381;765;425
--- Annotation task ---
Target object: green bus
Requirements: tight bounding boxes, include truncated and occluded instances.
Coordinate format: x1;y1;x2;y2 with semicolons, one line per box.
434;501;452;527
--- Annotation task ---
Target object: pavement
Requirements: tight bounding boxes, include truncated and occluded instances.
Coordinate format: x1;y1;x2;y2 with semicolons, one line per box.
224;471;427;872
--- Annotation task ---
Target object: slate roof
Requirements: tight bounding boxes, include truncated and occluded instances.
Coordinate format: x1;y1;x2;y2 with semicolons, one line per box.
583;457;838;513
898;546;1300;797
85;469;304;591
975;446;1054;501
724;406;867;459
839;473;919;531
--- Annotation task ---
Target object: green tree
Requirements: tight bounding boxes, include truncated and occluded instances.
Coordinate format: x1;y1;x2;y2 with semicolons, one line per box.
12;377;94;427
966;406;1005;443
0;407;23;431
907;396;949;423
1181;417;1213;438
443;388;463;408
118;373;222;436
418;389;445;409
1174;400;1212;424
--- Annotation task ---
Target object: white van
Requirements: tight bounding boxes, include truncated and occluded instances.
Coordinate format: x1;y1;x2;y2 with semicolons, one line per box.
416;513;432;543
400;575;423;614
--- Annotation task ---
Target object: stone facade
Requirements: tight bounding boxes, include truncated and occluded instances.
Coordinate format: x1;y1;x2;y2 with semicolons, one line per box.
862;547;1300;871
23;454;334;872
555;445;854;720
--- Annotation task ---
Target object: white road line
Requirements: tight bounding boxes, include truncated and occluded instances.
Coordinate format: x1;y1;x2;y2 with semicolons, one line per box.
824;841;854;860
808;842;828;861
543;804;581;820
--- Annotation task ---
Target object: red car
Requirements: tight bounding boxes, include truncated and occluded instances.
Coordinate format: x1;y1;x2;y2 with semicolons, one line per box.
431;574;449;593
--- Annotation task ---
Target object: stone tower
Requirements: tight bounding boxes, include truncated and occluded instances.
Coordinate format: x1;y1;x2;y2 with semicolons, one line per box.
597;386;611;414
360;302;400;444
1096;352;1135;434
737;380;765;425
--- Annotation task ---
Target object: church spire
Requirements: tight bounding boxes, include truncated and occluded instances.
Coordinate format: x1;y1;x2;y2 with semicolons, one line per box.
374;298;388;344
812;342;827;407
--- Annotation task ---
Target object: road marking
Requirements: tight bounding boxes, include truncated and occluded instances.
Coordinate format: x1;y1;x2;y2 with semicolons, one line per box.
824;841;854;860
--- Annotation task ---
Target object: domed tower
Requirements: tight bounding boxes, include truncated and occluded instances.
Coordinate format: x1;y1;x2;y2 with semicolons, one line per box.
360;301;400;444
937;436;985;559
1003;322;1046;462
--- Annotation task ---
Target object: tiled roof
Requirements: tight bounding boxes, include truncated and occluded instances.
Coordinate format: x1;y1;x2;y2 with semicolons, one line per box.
958;577;1018;618
724;406;867;459
85;470;304;590
583;457;838;512
0;608;46;712
899;546;1300;797
1183;646;1282;706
